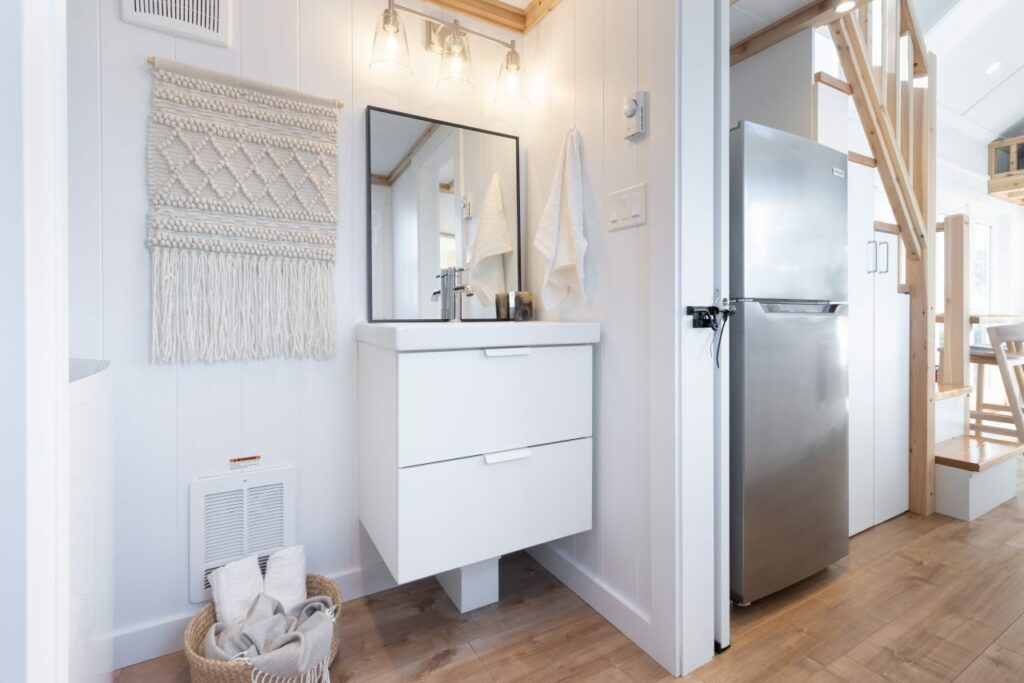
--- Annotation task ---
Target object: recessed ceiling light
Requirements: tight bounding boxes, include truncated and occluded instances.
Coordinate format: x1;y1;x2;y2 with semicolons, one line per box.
835;0;857;13
986;61;1002;75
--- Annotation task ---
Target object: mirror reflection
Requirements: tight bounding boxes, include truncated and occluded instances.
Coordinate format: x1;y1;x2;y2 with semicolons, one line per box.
368;107;520;321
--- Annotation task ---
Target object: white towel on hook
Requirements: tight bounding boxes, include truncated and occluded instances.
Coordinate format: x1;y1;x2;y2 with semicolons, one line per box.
534;128;586;310
467;173;514;307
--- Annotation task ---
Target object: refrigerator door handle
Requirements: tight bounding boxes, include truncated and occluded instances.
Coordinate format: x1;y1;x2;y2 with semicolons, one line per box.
878;241;890;274
867;240;878;274
759;302;841;315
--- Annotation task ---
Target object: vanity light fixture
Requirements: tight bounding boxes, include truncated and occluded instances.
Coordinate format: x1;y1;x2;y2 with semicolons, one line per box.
437;21;475;93
370;0;411;74
371;1;527;102
496;40;528;106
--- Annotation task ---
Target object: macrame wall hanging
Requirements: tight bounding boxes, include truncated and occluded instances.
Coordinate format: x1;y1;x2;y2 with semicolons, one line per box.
146;57;342;363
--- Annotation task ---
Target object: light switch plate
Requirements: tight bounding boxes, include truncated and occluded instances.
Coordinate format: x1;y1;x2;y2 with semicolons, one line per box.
608;183;646;231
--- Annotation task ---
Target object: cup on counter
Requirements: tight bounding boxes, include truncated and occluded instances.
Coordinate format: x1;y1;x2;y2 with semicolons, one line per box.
495;291;534;321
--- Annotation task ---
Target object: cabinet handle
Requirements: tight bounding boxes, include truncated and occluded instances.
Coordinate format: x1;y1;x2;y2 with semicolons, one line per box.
867;240;878;274
484;448;533;464
879;241;890;274
483;347;532;357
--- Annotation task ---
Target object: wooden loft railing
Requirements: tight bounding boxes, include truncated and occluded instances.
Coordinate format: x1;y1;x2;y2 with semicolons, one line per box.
989;134;1024;206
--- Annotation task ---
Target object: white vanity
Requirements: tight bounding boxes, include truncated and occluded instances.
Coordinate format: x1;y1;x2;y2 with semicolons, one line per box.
356;321;599;612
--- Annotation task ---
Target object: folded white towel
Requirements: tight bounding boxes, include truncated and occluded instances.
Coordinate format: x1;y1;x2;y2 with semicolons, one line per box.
209;555;264;625
467;173;514;307
534;128;587;310
263;545;307;613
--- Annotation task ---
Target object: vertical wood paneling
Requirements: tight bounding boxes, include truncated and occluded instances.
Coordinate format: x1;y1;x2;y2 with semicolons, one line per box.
523;0;652;619
599;0;640;608
73;0;525;665
96;0;180;634
569;0;605;577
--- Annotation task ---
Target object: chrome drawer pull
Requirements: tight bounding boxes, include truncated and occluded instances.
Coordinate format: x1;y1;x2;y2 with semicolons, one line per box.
483;347;532;357
484;448;533;464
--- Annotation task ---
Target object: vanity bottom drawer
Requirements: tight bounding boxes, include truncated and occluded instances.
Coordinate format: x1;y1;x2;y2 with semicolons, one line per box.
392;438;592;584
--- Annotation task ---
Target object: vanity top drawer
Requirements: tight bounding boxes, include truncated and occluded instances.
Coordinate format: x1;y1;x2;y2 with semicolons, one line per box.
397;344;593;468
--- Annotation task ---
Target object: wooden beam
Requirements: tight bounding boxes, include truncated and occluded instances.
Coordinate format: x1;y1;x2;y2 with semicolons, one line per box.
900;0;928;77
907;52;937;516
524;0;563;32
814;71;852;95
370;175;392;187
831;15;924;260
941;215;970;392
849;151;877;168
731;0;870;66
424;0;526;32
874;220;899;234
387;123;441;185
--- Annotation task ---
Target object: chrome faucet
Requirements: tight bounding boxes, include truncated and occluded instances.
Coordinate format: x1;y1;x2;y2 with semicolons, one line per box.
431;267;473;321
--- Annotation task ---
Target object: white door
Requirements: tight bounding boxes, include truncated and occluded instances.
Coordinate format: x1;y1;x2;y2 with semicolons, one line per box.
873;231;910;523
847;163;875;536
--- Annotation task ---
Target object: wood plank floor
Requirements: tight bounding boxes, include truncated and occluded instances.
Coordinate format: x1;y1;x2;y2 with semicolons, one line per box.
117;463;1024;682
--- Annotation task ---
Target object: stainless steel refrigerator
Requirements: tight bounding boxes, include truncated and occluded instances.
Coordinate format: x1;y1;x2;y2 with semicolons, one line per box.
730;121;850;605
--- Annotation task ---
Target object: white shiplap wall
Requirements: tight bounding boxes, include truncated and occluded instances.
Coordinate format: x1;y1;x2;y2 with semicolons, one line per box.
522;0;720;674
67;0;523;668
523;0;650;628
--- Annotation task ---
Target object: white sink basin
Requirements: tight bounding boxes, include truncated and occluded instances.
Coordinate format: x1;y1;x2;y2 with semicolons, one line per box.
355;321;600;351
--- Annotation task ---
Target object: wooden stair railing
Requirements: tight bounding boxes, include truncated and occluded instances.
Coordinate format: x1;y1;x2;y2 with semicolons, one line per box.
829;0;938;514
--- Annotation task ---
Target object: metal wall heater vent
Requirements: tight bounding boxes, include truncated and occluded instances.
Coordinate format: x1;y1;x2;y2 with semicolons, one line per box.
121;0;233;47
189;465;295;602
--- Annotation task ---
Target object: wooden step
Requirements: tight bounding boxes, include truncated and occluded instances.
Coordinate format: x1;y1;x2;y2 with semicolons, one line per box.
934;436;1024;473
935;383;971;400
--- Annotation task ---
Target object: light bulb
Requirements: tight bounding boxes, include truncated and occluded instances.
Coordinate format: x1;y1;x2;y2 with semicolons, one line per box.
496;42;527;107
370;6;410;75
835;0;856;12
438;25;474;93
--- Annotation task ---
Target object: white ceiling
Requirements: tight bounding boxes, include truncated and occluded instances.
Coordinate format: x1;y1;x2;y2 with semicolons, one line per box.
730;0;1024;139
924;0;1024;138
369;112;432;176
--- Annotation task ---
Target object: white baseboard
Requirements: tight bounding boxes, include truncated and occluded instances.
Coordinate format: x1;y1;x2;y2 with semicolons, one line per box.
527;543;652;652
112;562;397;670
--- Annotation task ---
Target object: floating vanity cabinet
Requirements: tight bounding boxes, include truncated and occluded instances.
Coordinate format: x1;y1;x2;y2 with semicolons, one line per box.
356;321;599;612
847;163;910;536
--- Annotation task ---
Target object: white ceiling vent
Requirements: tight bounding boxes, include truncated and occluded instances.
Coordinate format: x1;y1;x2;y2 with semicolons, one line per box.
121;0;233;47
189;465;295;603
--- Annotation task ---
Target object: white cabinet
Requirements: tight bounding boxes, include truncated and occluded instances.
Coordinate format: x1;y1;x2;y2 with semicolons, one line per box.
356;322;599;611
847;163;910;536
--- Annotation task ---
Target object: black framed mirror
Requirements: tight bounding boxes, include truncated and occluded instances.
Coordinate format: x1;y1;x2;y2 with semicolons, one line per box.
366;106;521;322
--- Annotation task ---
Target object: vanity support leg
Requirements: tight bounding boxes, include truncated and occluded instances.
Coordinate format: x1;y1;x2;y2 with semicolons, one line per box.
436;557;500;613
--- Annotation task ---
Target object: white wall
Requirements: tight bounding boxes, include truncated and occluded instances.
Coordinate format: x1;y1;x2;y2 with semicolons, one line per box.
66;0;523;667
0;7;29;681
522;0;719;674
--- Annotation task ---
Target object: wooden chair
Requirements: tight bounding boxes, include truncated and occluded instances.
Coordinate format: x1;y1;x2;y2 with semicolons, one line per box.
983;324;1024;443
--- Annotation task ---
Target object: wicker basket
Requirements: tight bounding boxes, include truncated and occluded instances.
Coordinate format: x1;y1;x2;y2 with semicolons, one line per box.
184;574;343;683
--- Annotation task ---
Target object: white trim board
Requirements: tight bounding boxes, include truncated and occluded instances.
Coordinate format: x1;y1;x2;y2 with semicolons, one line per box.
112;562;398;669
527;544;652;650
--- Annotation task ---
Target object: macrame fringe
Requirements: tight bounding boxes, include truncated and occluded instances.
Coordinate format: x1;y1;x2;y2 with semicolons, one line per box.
248;656;330;683
151;247;336;363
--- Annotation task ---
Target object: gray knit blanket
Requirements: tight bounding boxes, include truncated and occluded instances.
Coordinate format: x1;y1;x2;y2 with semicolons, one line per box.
146;58;340;363
204;593;335;682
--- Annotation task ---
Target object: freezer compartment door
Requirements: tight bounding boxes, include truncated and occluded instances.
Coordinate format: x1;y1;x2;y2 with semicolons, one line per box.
730;301;849;604
731;121;848;302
